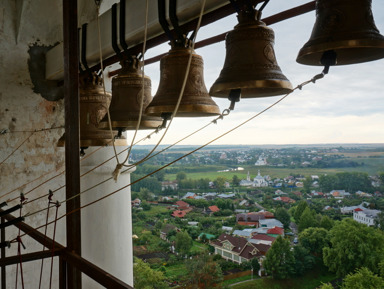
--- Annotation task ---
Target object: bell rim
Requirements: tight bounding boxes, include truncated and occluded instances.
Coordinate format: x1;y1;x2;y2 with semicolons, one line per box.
98;119;163;130
209;79;293;98
297;38;384;65
145;104;221;117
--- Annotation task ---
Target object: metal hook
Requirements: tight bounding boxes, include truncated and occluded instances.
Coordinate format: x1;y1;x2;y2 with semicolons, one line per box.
169;0;185;45
119;0;129;54
111;4;122;59
81;23;92;77
158;0;174;43
258;0;270;13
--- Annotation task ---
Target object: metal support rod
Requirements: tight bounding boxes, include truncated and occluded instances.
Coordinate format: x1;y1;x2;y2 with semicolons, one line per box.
63;0;82;288
59;256;67;289
1;217;5;289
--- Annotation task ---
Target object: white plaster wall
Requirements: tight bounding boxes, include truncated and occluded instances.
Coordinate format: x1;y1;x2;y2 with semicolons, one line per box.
0;0;133;287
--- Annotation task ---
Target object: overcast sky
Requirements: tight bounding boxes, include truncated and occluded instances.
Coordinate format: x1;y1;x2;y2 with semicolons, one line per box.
117;0;384;146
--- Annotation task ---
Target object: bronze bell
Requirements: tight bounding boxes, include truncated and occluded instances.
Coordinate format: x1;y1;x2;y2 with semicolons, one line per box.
145;46;221;117
98;57;162;132
57;73;127;147
297;0;384;66
209;9;293;100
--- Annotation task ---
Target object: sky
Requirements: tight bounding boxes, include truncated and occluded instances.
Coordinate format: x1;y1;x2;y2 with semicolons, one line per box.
109;0;384;146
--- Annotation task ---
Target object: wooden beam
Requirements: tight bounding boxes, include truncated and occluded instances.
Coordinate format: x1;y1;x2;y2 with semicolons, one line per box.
63;0;82;287
0;248;63;266
62;252;133;289
1;217;5;289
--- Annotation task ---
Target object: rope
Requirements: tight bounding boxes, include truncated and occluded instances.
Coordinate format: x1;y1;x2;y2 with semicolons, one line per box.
118;0;150;172
0;126;64;135
49;201;60;289
0;132;34;166
96;2;120;167
38;192;53;289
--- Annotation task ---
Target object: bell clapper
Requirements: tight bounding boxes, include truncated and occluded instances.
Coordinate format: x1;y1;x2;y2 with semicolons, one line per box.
320;50;337;75
160;113;172;129
228;89;241;110
80;147;88;158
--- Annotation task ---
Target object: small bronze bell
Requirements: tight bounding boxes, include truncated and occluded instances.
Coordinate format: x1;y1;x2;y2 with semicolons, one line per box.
297;0;384;66
145;46;221;118
98;57;162;132
209;9;292;101
57;73;127;147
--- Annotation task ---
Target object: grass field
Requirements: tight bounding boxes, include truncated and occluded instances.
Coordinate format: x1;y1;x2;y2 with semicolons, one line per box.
231;271;336;289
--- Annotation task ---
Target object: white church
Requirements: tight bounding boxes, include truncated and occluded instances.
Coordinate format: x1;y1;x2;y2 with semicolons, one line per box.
239;170;269;187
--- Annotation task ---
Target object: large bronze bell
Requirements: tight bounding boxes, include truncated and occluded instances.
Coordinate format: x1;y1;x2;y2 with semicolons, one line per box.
57;73;127;147
297;0;384;66
98;58;162;132
145;46;221;117
209;9;292;100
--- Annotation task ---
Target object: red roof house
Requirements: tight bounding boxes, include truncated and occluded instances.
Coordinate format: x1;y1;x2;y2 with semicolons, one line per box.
267;227;284;236
175;200;190;210
208;205;220;213
172;210;187;218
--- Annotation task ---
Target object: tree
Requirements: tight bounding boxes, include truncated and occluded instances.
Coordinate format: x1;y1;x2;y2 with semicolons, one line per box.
214;177;227;193
319;215;334;230
294;200;308;222
176;171;187;182
263;236;295;279
318;283;334;289
275;207;291;229
298;207;318;232
232;175;240;187
303;177;312;194
374;211;384;231
293;245;315;276
299;227;330;256
341;267;384;289
133;258;169;289
175;231;193;256
319;174;338;193
185;253;224;289
323;218;384;277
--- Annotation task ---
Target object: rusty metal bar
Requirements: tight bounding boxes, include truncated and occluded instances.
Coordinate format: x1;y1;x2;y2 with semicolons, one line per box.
0;248;63;266
1;217;5;289
63;0;82;287
108;1;316;77
0;211;132;289
62;253;133;289
59;256;66;289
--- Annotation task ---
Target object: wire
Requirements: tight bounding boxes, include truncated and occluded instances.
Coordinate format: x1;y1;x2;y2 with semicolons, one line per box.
0;132;34;166
0;126;64;135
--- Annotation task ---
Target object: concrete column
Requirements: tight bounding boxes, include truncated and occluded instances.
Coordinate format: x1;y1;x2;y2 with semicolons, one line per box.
79;147;134;288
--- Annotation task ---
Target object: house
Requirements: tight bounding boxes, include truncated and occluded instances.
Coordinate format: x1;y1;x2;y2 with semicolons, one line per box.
160;224;178;241
355;190;373;198
266;227;284;237
217;193;236;199
353;208;381;226
171;210;187;218
131;198;141;207
236;212;265;227
222;226;233;233
253;170;268;187
175;200;190;210
206;205;220;214
161;180;178;191
258;219;283;229
274;189;286;195
239;171;254;187
249;234;276;246
232;230;252;238
330;190;350;198
198;233;216;241
181;192;197;199
273;196;296;203
239;199;249;207
340;202;368;214
210;234;270;264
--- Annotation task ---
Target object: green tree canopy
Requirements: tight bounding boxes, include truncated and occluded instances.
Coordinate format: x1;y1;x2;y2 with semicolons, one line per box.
294;200;308;223
374;211;384;231
176;171;187;182
214;177;227;193
323;218;384;277
298;207;318;232
319;215;334;230
263;236;295;279
275;207;291;229
341;267;384;289
185;253;224;289
175;231;193;256
293;245;315;276
133;258;168;289
232;175;240;186
299;227;330;256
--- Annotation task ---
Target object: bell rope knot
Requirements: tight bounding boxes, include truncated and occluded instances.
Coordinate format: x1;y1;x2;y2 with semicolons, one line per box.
112;163;124;182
